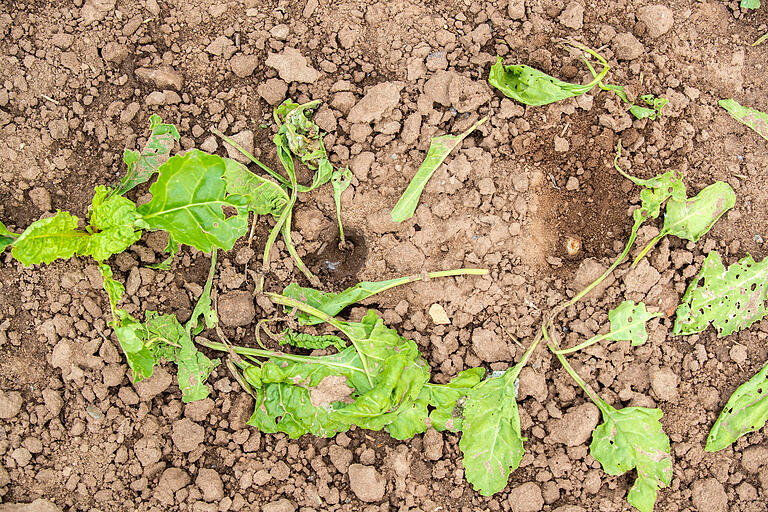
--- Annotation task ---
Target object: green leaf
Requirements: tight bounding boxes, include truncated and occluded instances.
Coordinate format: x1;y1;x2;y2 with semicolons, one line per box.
590;405;672;512
115;114;180;195
11;211;89;266
706;360;768;452
459;368;524;496
427;367;486;432
222;157;289;217
185;250;218;336
674;251;768;337
606;301;661;346
274;99;333;192
331;167;352;243
137;150;249;253
630;95;669;120
741;0;760;9
391;117;487;222
282;277;418;325
84;186;145;261
278;329;348;351
660;181;736;242
0;220;18;253
719;98;768;141
488;50;609;106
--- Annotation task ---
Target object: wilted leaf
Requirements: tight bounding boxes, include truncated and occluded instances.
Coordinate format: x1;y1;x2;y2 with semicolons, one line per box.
660;181;736;242
674;251;768;337
706;360;768;452
488;55;608;106
590;404;672;512
391;117;487;222
719;98;768;141
222;157;288;217
138;150;249;253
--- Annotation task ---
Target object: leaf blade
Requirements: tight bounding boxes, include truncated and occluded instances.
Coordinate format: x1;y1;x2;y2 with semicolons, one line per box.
137;150;249;253
115;114;180;195
11;211;89;266
719;98;768;141
391;117;487;222
706;360;768;452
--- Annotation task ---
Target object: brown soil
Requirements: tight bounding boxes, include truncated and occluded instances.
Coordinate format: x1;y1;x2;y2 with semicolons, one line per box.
1;1;768;511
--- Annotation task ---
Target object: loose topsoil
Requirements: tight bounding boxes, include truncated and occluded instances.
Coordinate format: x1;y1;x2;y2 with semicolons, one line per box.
1;1;768;511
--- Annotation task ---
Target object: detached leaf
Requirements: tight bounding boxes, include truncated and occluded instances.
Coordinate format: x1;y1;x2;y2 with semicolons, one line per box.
84;186;145;261
660;181;736;242
719;98;768;141
706;360;768;452
630;95;669;120
590;405;672;512
11;211;89;266
185;250;218;337
138;150;249;253
459;368;524;496
606;301;662;346
740;0;760;9
116;114;180;195
488;55;608;106
391;117;487;222
222;158;289;217
674;251;768;337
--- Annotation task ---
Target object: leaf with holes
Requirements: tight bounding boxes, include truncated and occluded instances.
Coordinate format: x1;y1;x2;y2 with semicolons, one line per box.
719;98;768;141
488;53;609;106
674;251;768;337
137;150;249;253
116;114;180;195
606;301;662;346
427;367;486;432
590;405;672;512
706;360;768;452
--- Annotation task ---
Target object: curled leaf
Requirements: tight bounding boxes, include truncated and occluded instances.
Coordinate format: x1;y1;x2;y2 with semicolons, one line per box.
488;52;609;106
84;186;145;261
674;251;768;337
116;114;180;195
706;360;768;452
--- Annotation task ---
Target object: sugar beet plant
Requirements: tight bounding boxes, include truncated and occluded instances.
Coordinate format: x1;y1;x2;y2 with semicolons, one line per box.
1;101;764;512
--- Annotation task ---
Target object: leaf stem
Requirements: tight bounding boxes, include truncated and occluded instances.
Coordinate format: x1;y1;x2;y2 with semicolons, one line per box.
211;128;290;187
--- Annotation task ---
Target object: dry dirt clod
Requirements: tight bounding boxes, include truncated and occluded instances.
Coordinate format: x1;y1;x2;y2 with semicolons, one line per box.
134;66;184;90
428;303;451;325
265;47;321;83
508;482;544;512
650;366;679;402
348;464;386;502
472;327;513;362
691;478;728;512
217;290;256;327
0;390;23;419
559;1;584;29
347;82;404;124
171;418;205;453
230;54;259;78
0;498;62;512
547;403;600;446
636;5;674;37
612;33;645;60
262;499;296;512
196;468;224;502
